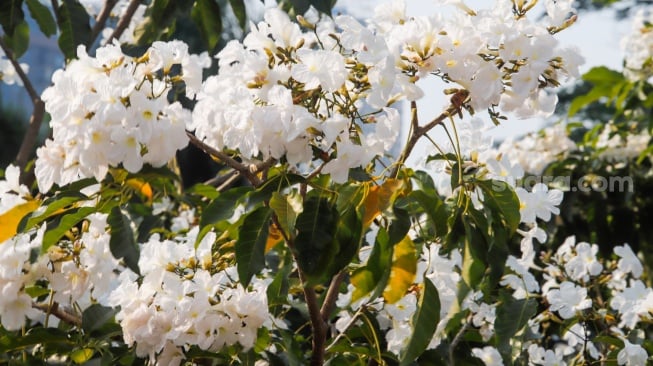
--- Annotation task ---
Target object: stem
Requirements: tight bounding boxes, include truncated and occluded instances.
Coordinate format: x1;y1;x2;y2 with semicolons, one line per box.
104;0;141;45
186;131;276;187
0;37;46;178
320;270;347;322
391;105;452;178
89;0;120;46
299;271;327;366
448;317;471;366
32;302;82;327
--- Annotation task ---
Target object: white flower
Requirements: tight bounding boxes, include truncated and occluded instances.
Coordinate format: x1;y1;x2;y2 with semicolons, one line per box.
546;281;592;319
528;344;567;366
610;280;653;329
564;241;603;282
614;244;643;278
516;183;563;224
471;346;504;366
485;154;524;186
545;0;576;27
292;49;347;92
618;340;649;366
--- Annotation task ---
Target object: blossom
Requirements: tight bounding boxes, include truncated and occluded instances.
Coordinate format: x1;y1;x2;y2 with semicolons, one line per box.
618;340;649;366
614;244;643;278
292;49;347;92
546;281;592;319
610;280;653;329
564;241;603;282
516;183;563;224
528;344;567;366
471;346;504;366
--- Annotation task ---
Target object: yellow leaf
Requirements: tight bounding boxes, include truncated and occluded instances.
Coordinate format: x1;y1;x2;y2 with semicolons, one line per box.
126;178;153;203
71;348;94;364
383;236;417;304
0;200;41;243
265;224;283;253
362;179;405;228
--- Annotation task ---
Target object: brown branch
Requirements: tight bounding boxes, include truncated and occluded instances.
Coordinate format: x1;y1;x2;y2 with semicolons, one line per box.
391;103;450;178
0;37;46;177
320;270;346;322
89;0;120;46
186;131;271;187
299;271;327;366
104;0;141;45
33;302;82;327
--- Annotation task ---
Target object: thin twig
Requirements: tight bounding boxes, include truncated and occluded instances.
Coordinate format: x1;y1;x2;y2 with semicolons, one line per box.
320;271;347;322
391;104;451;178
32;302;82;327
216;171;241;192
89;0;120;46
448;317;472;366
104;0;141;45
0;37;46;176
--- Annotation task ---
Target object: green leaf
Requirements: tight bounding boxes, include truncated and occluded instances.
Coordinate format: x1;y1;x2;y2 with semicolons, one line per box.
269;191;303;237
0;0;24;36
42;206;96;253
3;20;29;58
20;191;89;232
582;66;623;84
494;292;537;358
191;0;222;51
0;327;72;353
328;207;363;278
82;304;118;333
350;228;393;303
26;0;57;37
187;183;220;200
400;278;440;366
477;180;521;234
236;206;272;287
200;186;252;227
228;0;247;29
56;0;91;60
293;194;339;284
107;206;140;275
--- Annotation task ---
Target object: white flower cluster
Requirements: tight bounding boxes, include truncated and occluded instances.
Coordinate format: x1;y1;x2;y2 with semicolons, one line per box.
596;123;651;164
0;207;122;331
35;41;211;192
496;234;652;365
498;124;577;175
108;229;271;364
190;0;581;184
622;9;653;81
381;0;581;118
0;229;43;331
0;49;29;86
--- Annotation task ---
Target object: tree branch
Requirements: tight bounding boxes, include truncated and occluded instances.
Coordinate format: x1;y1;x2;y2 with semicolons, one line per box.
0;37;46;177
104;0;141;45
89;0;120;46
320;270;346;322
299;271;327;366
33;302;82;327
391;103;450;178
186;131;276;187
